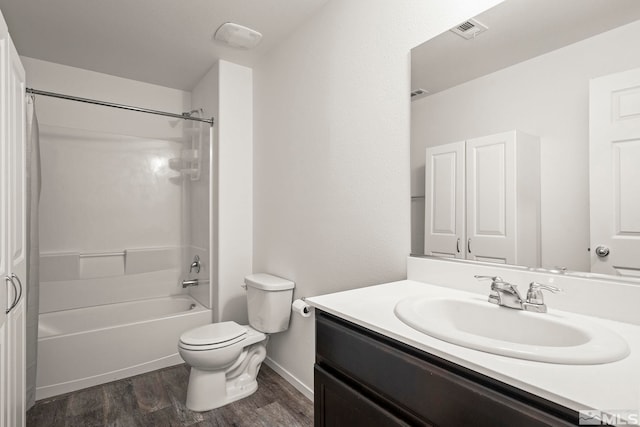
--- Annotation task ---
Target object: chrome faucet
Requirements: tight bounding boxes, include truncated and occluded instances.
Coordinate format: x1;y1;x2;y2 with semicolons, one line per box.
474;275;561;313
475;275;523;309
182;278;199;288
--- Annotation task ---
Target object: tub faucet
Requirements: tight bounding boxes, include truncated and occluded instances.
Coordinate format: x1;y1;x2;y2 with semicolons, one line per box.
475;275;561;313
189;255;201;274
182;278;199;288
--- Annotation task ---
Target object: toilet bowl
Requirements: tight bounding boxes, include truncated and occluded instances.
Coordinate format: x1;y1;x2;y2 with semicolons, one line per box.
178;273;294;411
178;322;267;411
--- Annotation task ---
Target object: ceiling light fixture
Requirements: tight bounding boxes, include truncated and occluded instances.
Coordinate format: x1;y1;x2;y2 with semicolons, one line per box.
213;22;262;49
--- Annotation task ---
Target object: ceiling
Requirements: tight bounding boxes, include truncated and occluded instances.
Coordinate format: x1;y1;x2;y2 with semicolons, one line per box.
0;0;329;90
411;0;640;97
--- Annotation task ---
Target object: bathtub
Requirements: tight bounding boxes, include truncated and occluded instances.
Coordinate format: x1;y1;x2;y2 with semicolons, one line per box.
36;294;211;400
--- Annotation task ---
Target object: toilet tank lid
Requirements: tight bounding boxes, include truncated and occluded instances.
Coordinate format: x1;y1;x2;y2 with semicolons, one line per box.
244;273;295;291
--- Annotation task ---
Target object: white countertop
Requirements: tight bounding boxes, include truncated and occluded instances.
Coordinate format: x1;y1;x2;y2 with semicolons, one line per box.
307;279;640;417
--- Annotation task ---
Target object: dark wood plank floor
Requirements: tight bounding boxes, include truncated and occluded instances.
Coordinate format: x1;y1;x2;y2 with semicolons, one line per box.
27;364;313;427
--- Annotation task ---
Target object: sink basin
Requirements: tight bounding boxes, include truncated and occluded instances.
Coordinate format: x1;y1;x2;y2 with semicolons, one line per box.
394;297;629;364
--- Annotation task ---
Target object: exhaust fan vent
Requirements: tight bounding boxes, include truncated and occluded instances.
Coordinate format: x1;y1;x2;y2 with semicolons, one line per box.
450;18;488;40
410;88;429;101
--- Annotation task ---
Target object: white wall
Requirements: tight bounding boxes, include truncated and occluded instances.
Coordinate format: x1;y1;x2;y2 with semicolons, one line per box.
411;20;640;272
217;61;253;322
23;57;200;311
253;0;503;395
190;60;253;322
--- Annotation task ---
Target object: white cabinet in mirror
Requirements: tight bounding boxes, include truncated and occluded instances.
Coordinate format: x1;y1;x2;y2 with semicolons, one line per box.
410;0;640;281
424;130;539;267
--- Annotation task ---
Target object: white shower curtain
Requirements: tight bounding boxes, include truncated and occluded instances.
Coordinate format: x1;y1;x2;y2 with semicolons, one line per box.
25;95;41;409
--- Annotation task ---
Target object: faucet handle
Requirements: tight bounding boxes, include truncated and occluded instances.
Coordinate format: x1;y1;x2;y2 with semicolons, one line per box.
474;275;504;283
475;275;515;292
189;255;201;274
529;282;562;293
526;282;562;305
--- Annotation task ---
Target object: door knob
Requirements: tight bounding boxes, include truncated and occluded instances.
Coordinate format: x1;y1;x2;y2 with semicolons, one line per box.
594;245;610;258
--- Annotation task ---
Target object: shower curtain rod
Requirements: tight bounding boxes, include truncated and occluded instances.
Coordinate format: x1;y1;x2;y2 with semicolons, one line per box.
26;88;214;125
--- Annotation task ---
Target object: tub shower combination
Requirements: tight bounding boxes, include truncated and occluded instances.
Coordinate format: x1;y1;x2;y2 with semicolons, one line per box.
30;89;215;400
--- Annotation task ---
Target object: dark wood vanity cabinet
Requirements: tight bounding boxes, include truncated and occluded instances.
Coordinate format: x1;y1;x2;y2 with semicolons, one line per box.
314;311;579;427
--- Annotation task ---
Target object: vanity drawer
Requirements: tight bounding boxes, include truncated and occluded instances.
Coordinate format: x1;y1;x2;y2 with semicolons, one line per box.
315;311;575;427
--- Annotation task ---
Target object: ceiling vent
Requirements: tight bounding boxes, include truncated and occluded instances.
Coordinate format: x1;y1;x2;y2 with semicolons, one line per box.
450;18;488;40
410;88;429;101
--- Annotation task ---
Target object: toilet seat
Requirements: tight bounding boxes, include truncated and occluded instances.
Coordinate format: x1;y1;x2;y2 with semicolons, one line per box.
179;321;247;351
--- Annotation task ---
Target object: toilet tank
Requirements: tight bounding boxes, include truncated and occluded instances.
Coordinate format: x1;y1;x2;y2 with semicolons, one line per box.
244;274;295;333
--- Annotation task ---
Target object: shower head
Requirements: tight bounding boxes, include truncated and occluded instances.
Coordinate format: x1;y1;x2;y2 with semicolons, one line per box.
181;108;204;118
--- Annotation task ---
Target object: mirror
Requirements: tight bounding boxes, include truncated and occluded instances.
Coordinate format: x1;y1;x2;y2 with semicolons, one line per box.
410;0;640;279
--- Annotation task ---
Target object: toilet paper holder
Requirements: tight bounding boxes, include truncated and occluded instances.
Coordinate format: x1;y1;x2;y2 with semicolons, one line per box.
292;297;312;317
301;297;311;314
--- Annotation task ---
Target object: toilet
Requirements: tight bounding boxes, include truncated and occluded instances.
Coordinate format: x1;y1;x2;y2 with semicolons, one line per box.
178;273;295;412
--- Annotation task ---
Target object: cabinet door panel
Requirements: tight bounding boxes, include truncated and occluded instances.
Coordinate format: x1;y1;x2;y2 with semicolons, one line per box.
7;300;25;427
0;8;9;329
4;32;27;427
315;365;412;427
0;324;6;427
424;142;465;259
466;132;516;264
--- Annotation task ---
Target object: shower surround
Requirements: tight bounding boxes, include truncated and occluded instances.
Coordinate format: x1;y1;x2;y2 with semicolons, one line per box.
35;113;211;397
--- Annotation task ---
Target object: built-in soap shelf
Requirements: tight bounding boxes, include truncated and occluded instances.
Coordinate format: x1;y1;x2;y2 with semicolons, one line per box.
169;149;200;180
40;247;181;282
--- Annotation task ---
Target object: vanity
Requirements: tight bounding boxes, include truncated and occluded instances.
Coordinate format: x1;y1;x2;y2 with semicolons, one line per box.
314;312;573;426
307;257;640;426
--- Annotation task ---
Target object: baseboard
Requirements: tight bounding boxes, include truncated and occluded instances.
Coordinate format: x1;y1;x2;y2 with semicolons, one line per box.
264;357;314;402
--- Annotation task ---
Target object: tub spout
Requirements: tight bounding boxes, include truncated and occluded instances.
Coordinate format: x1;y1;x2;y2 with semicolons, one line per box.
182;278;199;288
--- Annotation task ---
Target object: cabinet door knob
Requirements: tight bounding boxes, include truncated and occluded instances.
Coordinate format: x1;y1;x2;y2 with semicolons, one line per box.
5;275;19;314
456;238;460;253
12;273;23;306
467;238;472;254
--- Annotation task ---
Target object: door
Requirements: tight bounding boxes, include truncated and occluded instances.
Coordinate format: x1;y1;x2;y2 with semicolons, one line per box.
0;12;10;427
6;35;27;427
424;142;465;258
465;132;515;264
590;67;640;276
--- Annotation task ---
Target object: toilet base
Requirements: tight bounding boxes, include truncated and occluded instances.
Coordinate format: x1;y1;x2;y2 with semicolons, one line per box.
185;367;259;411
184;339;267;412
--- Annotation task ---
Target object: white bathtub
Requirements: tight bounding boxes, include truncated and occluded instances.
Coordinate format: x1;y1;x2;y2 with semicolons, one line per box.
36;294;211;400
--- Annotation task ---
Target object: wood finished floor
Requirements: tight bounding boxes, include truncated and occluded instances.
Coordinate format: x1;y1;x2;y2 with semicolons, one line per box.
27;364;313;427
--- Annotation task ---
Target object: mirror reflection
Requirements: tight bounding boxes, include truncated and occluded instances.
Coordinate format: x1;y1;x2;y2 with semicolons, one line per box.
410;0;640;278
